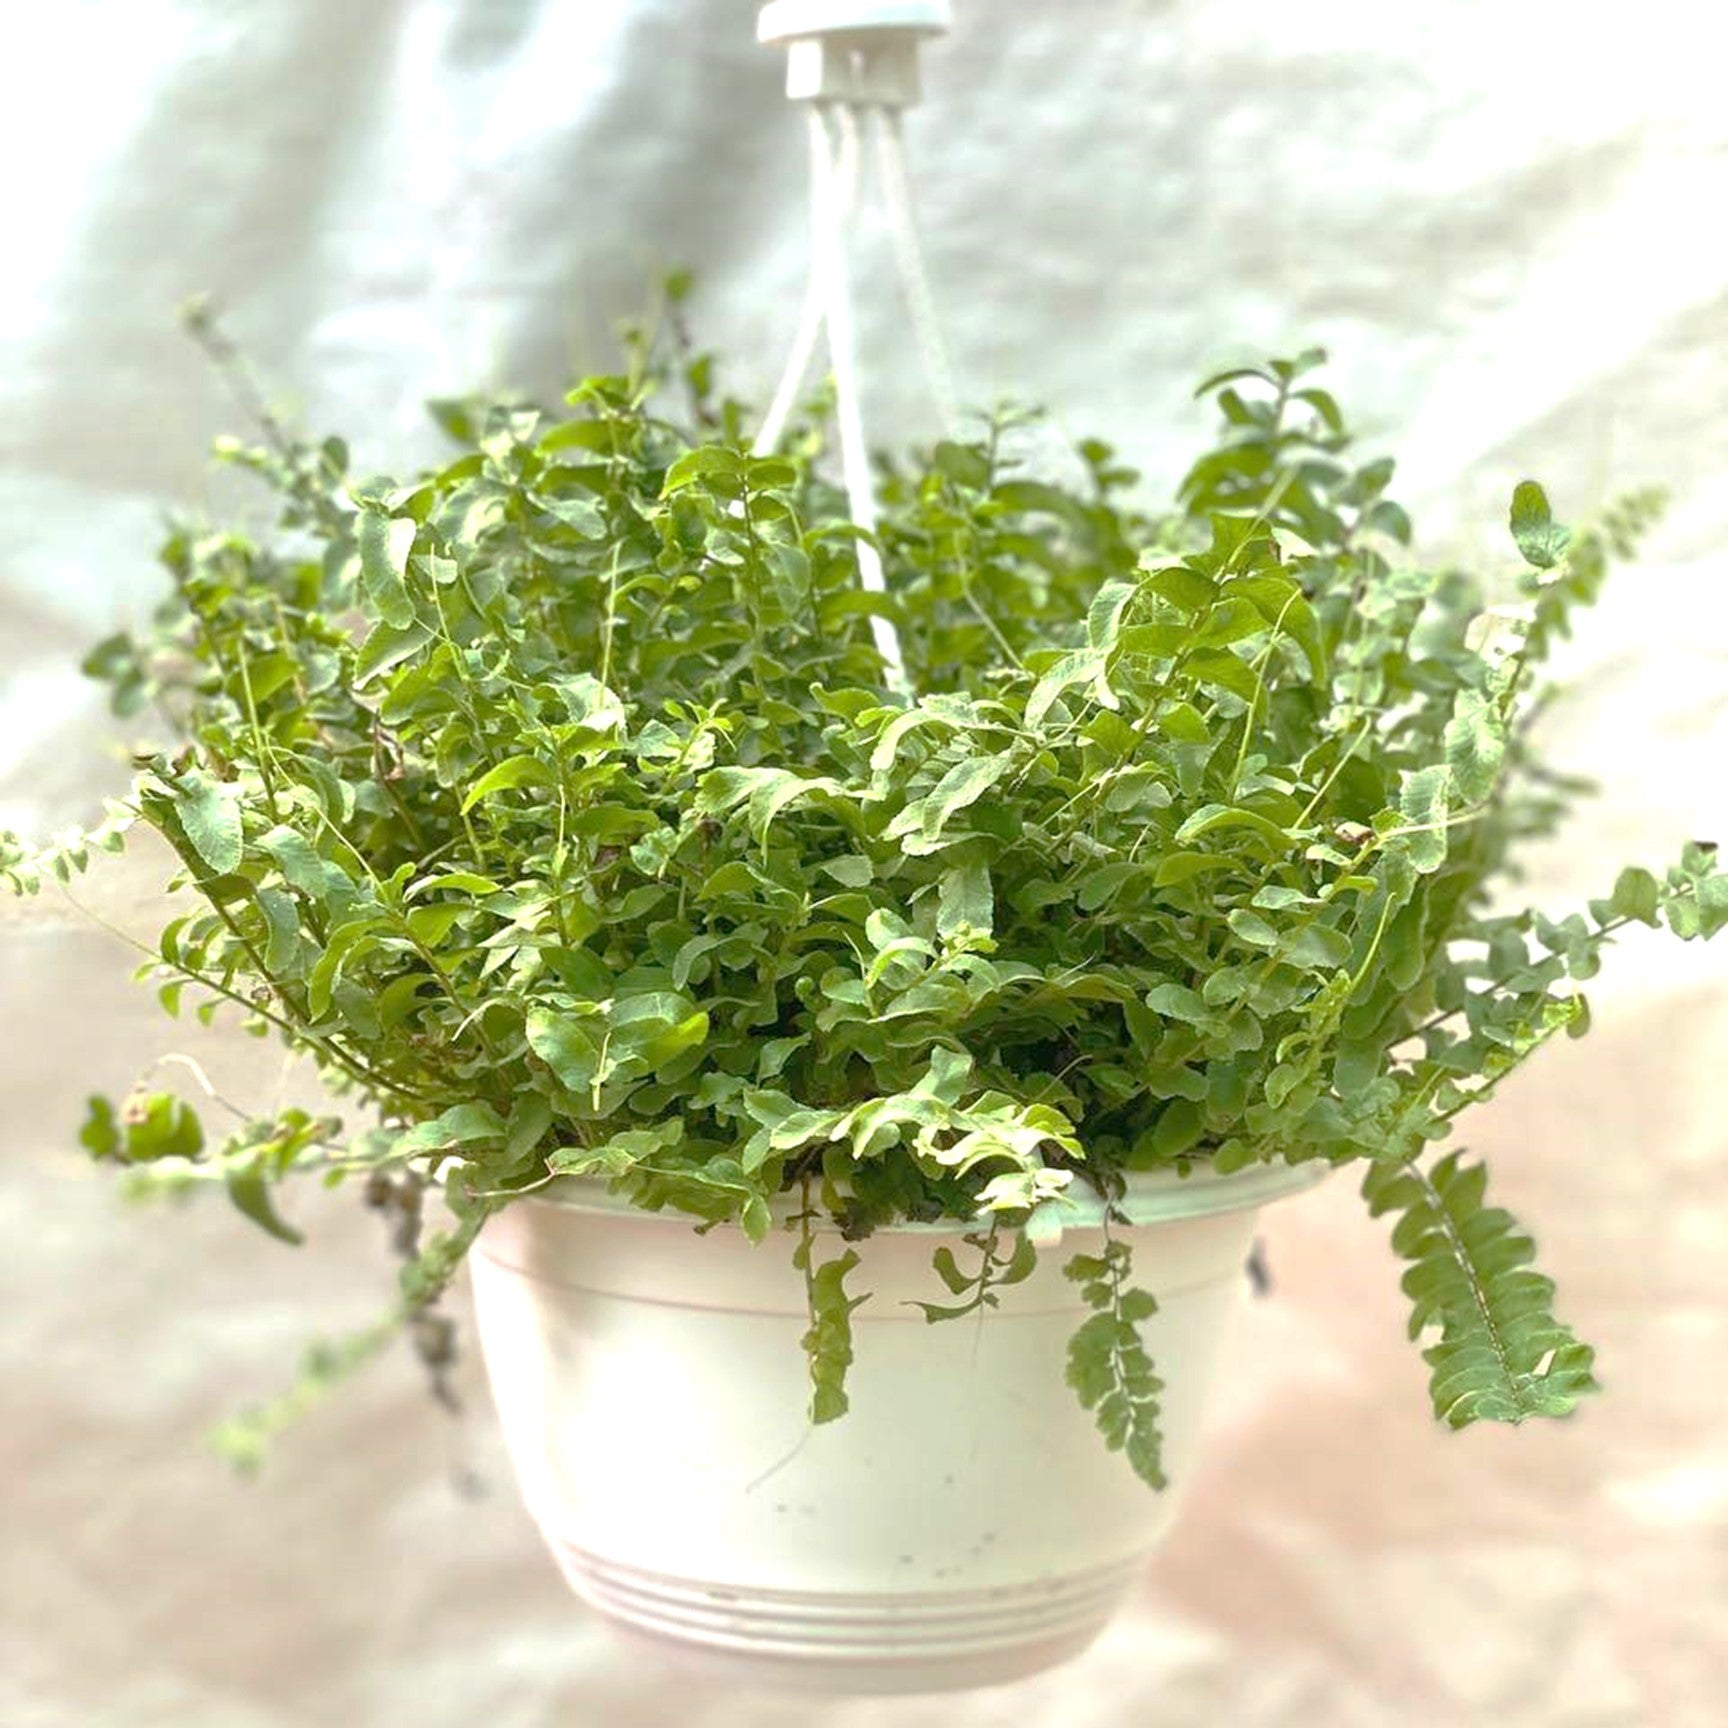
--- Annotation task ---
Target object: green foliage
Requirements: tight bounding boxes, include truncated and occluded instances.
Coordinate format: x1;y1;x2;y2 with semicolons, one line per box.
908;1219;1037;1322
1064;1236;1166;1489
1363;1152;1597;1425
5;296;1722;1474
794;1182;866;1423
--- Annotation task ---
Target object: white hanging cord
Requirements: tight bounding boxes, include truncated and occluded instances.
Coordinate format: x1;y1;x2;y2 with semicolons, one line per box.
872;103;955;435
752;4;953;699
752;104;861;459
812;100;909;693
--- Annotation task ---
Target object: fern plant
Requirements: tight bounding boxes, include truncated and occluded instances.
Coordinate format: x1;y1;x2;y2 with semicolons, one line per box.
4;298;1723;1483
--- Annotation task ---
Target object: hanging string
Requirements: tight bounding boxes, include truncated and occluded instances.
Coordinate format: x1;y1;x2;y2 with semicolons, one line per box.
752;103;860;460
812;100;908;692
752;88;919;694
873;103;955;435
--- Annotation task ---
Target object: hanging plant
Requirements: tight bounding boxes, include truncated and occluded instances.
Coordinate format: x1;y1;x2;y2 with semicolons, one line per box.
7;292;1722;1680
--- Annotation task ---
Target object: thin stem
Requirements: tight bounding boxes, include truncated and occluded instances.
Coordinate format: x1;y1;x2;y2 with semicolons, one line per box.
59;885;435;1104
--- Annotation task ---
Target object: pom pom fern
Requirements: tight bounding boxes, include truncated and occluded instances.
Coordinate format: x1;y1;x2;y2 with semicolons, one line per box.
4;298;1723;1484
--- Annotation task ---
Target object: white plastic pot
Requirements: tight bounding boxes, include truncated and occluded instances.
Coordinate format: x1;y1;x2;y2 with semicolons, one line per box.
468;1160;1324;1693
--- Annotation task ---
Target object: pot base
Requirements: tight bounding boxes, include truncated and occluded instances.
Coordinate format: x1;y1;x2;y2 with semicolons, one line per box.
547;1532;1137;1694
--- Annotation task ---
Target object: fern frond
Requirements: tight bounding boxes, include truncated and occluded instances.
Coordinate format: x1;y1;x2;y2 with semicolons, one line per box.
210;1202;490;1472
1362;1150;1598;1428
1064;1238;1167;1489
793;1183;867;1424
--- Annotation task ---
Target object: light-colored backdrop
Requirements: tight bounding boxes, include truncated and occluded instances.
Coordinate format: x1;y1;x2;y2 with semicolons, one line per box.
4;3;1725;1723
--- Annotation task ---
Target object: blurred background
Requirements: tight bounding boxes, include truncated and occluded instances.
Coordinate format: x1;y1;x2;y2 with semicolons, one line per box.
4;2;1726;1723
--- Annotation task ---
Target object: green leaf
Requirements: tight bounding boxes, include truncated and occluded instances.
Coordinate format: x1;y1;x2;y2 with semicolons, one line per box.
1151;850;1231;888
1444;691;1507;805
1194;362;1275;397
462;755;556;813
390;1102;508;1158
1142;563;1217;613
539;493;607;537
932;440;990;488
1284;921;1352;971
638;1009;710;1070
819;855;873;888
1156;700;1210;745
259;826;353;906
1151;1098;1203;1158
355;617;434;686
1026;649;1105;727
407;870;500;899
404;902;467;946
171;770;243;876
357;509;418;628
929;1245;974;1296
1399;766;1451;874
1227;907;1281;949
78;1095;121;1159
936;860;993;940
109;1092;205;1162
1604;865;1660;928
256;886;300;974
1175;803;1292;852
1509;481;1570;571
1185;648;1262;705
917;754;1011;842
1696;872;1728;939
662;444;744;495
1146;982;1209;1024
225;1162;304;1246
1293;385;1344;432
1086;579;1139;651
525;1005;604;1093
696;766;846;848
505;1096;554;1164
306;916;385;1020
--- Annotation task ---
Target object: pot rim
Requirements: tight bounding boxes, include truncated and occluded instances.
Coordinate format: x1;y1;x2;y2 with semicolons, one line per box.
516;1156;1331;1235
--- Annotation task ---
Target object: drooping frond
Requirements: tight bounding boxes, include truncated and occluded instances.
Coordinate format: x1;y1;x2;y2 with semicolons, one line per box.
1363;1151;1597;1427
1064;1238;1167;1489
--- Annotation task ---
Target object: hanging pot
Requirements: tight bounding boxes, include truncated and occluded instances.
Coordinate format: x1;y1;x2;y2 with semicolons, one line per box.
468;1159;1325;1694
